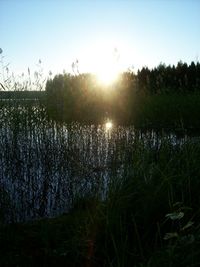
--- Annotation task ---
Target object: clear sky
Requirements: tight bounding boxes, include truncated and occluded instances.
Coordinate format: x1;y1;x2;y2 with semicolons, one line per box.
1;0;200;76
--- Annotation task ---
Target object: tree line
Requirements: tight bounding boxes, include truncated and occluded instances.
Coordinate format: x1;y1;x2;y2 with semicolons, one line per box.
138;61;200;93
45;61;200;123
46;72;136;122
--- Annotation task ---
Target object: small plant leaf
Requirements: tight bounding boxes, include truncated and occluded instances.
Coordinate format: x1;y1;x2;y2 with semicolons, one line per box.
181;221;194;231
164;232;178;240
165;212;184;220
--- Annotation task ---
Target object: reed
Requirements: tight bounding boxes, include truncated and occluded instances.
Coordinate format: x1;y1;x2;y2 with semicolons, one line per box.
1;115;200;266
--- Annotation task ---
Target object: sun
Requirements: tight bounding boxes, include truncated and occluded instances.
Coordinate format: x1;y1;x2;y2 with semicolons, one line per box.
105;121;113;130
94;44;120;85
80;39;121;85
95;67;119;86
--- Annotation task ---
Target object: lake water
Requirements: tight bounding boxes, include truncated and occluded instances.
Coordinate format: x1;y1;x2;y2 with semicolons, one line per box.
0;104;198;223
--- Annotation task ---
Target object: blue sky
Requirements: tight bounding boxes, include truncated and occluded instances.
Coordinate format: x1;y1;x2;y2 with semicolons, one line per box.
1;0;200;76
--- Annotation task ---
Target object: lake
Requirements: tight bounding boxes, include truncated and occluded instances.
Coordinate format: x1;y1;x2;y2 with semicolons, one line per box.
0;104;199;223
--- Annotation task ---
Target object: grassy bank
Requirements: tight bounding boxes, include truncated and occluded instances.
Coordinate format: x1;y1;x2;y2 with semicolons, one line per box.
1;137;200;266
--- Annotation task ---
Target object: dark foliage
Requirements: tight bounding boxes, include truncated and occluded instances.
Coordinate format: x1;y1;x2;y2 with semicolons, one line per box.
45;62;200;124
46;72;136;123
138;61;200;94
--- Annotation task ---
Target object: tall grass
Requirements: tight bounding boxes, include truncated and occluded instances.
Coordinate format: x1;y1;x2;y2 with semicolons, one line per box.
95;137;200;266
0;101;198;226
1;116;200;266
0;103;148;222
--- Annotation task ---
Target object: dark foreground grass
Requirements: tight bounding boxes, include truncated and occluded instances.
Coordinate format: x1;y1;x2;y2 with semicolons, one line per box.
1;138;200;266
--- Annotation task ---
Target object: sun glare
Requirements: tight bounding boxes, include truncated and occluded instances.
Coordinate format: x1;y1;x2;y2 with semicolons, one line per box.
80;39;121;86
95;68;119;86
105;121;113;130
